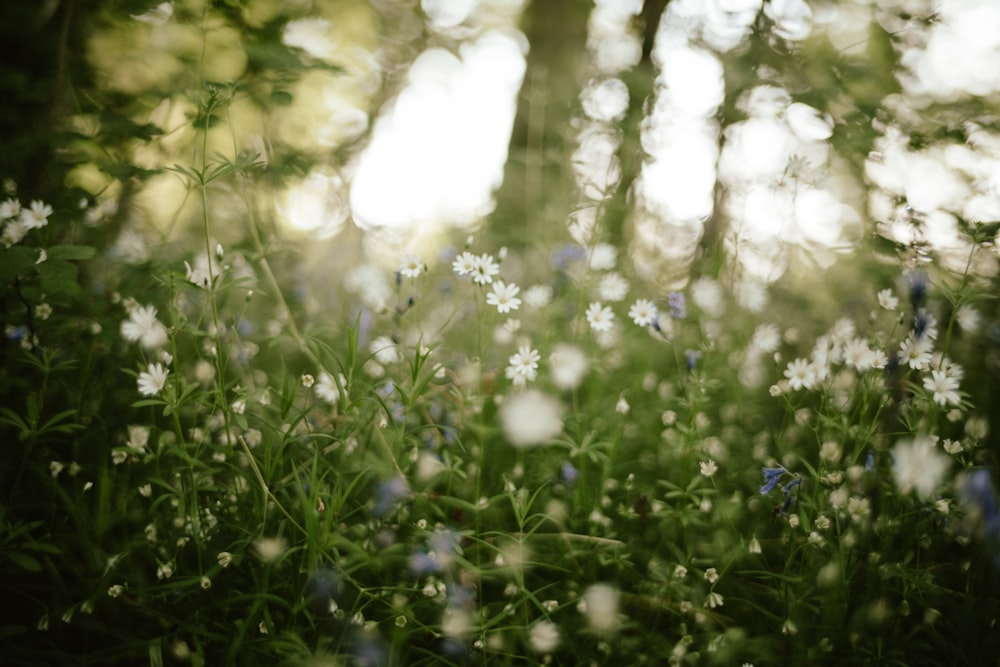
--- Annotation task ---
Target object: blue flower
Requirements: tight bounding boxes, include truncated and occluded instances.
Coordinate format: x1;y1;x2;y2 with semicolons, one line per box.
759;466;785;495
685;349;702;371
782;478;802;494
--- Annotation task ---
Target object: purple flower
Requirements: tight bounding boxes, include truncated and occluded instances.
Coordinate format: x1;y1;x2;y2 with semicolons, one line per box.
668;291;686;319
561;462;579;485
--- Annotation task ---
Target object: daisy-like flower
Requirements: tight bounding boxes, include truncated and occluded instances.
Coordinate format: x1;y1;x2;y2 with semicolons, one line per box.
628;298;657;326
20;200;52;229
893;435;949;499
842;337;873;371
587;243;616;270
923;368;961;407
500;389;564;447
137;363;169;396
452;251;476;276
0;198;20;219
315;371;345;405
505;345;540;386
751;323;781;353
956;305;980;332
585;302;614;332
471;253;500;285
598;272;628;301
877;288;898;311
784;358;815;390
899;333;933;371
398;254;423;279
521;284;550;308
549;343;588;390
120;304;169;350
487;280;521;313
2;219;28;247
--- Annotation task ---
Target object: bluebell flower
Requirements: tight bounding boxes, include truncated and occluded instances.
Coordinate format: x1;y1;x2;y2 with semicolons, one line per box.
782;478;802;494
685;349;702;371
865;450;875;471
759;466;785;495
668;291;686;319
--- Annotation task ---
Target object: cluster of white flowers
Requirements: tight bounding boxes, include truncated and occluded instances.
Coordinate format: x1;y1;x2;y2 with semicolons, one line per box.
778;286;968;411
1;197;52;247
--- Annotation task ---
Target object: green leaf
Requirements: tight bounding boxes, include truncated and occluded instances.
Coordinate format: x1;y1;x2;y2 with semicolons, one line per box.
5;551;42;572
0;246;40;285
47;245;96;261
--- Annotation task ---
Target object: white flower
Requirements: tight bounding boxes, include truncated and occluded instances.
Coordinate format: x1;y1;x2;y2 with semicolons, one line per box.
471;253;500;284
704;567;719;583
877;288;898;311
588;243;617;270
842;337;874;371
699;460;718;477
598;272;629;301
301;373;315;388
452;251;476;276
2;218;28;247
615;396;630;414
628;298;657;326
704;591;724;609
956;305;980;332
579;583;620;635
487;280;521;313
20;200;52;229
127;426;150;452
505;345;540;387
549;343;588;390
120;304;168;350
528;619;560;653
892;435;949;499
370;336;401;364
524;284;553;308
137;363;169;396
751;323;781;353
783;358;815;390
0;198;20;219
315;372;345;405
398;254;423;278
691;277;725;318
585;302;614;332
500;390;564;447
899;334;933;371
923;369;961;407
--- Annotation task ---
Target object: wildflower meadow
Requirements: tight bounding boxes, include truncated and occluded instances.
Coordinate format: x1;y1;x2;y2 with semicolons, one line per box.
2;1;1000;666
